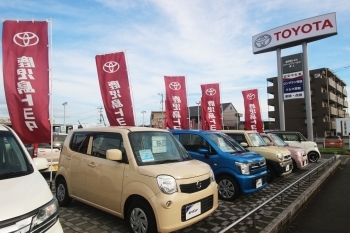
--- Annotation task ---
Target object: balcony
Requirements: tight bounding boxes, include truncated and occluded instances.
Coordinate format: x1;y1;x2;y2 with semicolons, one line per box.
344;101;348;108
336;84;343;94
321;92;337;103
267;86;274;94
344;89;347;97
337;97;344;106
328;79;337;89
268;111;276;119
339;109;345;117
268;98;275;106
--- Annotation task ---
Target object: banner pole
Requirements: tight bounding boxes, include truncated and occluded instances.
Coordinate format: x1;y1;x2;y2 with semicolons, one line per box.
124;50;136;126
220;82;224;129
48;18;53;190
185;75;190;129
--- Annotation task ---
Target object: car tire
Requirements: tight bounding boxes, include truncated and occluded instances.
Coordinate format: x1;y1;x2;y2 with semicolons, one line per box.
292;159;297;172
217;175;240;201
56;178;72;207
308;151;319;163
127;198;157;233
266;164;275;183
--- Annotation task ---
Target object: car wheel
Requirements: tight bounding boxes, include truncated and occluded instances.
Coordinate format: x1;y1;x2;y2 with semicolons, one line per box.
266;164;275;183
308;152;319;163
292;159;297;172
127;198;157;233
56;178;72;207
217;175;240;201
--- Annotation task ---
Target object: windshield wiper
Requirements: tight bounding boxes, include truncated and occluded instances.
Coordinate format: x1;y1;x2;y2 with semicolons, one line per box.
154;159;183;164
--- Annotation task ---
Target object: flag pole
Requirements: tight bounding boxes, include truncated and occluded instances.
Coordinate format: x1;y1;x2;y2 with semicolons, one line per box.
48;18;53;190
124;49;136;126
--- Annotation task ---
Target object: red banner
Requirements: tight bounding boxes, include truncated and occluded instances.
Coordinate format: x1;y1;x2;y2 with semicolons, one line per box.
242;89;263;132
95;52;135;126
164;76;189;129
2;21;51;143
200;83;222;130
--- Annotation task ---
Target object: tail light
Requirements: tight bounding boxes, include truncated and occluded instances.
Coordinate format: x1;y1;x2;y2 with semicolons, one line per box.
32;143;38;158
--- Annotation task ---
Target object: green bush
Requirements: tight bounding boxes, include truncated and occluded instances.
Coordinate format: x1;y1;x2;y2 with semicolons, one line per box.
319;148;350;155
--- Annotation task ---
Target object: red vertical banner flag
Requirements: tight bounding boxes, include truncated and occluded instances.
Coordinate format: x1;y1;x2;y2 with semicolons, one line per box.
200;83;222;130
95;52;135;126
164;76;189;129
2;21;51;143
242;89;263;132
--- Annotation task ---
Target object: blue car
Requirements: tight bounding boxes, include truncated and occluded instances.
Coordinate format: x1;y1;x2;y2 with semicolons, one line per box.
170;130;267;201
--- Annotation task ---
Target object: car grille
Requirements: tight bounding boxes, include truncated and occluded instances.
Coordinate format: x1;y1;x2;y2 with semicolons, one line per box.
180;177;211;194
252;175;267;187
181;195;213;222
250;160;266;170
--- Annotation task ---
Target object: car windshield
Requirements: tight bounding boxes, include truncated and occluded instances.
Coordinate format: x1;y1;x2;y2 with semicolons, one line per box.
297;133;307;141
270;134;287;146
0;131;32;179
53;134;67;142
206;133;246;153
248;133;267;147
129;131;191;166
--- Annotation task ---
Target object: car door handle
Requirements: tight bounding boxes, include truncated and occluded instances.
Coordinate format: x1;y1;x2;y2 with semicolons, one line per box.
66;156;72;160
88;162;96;168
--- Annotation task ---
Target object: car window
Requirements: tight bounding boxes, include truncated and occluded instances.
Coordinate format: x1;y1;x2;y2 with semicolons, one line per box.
176;133;216;155
129;131;191;166
0;131;33;179
70;132;90;154
262;136;272;144
227;134;247;144
91;133;127;162
270;134;287;146
248;133;266;146
207;133;246;153
53;134;67;142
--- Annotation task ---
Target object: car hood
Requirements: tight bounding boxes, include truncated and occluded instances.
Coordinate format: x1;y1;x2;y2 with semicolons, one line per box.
0;171;53;221
249;145;290;156
227;151;265;163
137;159;211;179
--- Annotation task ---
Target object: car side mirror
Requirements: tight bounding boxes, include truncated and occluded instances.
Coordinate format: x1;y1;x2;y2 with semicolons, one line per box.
106;149;123;161
240;142;248;147
198;148;209;155
267;142;273;146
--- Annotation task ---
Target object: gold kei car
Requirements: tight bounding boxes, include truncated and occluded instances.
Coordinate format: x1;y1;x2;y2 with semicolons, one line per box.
55;126;218;233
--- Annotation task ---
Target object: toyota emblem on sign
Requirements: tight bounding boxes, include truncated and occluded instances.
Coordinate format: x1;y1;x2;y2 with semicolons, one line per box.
169;82;181;90
13;32;39;47
103;61;120;73
205;88;216;96
246;93;255;100
254;34;272;48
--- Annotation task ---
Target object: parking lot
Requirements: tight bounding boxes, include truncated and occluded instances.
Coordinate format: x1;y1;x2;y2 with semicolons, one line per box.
44;154;342;233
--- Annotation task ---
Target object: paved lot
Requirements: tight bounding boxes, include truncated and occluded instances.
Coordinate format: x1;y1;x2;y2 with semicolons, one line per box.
45;154;343;233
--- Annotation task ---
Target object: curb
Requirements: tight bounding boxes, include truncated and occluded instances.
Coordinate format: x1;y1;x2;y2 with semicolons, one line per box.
261;159;341;233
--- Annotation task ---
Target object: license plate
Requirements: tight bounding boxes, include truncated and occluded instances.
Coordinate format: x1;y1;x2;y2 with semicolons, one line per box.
51;164;58;171
185;202;201;220
286;165;290;171
256;178;262;188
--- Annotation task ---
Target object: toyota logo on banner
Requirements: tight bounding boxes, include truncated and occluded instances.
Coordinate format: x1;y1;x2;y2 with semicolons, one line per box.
169;82;181;90
246;93;255;100
13;32;39;47
205;88;216;96
103;61;120;73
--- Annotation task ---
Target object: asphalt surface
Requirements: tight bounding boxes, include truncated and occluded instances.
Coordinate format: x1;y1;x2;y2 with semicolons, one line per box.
281;154;350;233
43;154;344;233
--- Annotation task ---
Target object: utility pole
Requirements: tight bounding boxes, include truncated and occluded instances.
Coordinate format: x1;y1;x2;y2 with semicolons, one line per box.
142;111;146;127
158;93;164;128
97;106;106;126
196;101;201;129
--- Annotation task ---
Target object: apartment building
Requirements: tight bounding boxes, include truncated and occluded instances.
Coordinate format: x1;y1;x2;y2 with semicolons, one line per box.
267;68;348;138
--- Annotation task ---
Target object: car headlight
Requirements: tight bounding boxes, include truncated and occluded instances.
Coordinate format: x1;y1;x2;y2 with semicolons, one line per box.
296;150;302;157
276;152;283;160
209;169;216;182
235;162;250;175
31;197;59;232
157;175;177;194
313;143;317;147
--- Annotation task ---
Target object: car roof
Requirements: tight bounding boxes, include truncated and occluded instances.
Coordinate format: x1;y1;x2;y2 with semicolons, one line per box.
170;129;224;135
70;126;169;133
220;130;258;134
0;124;10;131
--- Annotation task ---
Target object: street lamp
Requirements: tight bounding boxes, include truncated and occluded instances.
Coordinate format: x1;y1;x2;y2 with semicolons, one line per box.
62;102;68;125
196;101;201;129
142;111;146;127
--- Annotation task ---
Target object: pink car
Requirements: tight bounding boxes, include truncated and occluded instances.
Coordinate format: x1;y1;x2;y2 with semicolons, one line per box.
260;133;309;171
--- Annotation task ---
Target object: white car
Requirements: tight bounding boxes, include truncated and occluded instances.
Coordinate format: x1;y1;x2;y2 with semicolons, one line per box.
269;131;321;163
0;124;63;232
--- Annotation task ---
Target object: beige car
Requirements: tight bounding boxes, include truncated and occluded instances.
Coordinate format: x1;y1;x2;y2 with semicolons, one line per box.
55;126;218;233
219;130;293;183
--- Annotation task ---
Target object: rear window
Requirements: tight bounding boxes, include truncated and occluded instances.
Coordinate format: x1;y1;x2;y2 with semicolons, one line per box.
326;136;341;139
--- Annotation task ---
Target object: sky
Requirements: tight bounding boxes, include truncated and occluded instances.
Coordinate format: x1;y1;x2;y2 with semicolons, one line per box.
1;0;350;126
